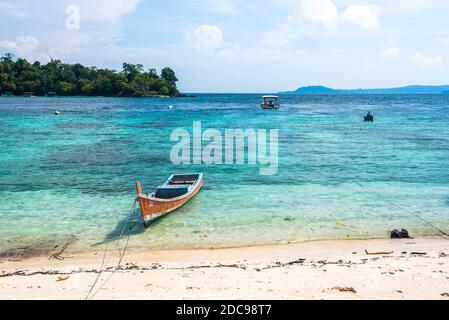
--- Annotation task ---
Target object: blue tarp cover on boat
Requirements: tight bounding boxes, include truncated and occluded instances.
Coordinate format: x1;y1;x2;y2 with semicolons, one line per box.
155;185;190;199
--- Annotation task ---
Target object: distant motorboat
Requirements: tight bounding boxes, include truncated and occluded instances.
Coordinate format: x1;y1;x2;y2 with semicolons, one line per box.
136;174;203;227
261;95;280;109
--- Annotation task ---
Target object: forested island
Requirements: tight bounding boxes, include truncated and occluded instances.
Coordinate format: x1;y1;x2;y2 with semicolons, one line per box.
0;53;185;97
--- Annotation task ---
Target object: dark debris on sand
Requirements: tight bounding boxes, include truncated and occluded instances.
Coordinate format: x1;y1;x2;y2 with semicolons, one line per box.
331;287;357;293
0;236;77;261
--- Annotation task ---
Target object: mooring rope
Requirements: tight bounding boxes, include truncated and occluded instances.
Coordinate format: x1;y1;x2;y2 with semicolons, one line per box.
355;182;449;239
84;198;137;300
88;214;136;300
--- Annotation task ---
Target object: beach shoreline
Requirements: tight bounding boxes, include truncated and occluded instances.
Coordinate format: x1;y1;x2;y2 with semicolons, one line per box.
1;236;448;300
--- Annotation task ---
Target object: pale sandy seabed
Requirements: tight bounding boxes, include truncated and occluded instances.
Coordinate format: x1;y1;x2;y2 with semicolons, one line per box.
0;237;448;300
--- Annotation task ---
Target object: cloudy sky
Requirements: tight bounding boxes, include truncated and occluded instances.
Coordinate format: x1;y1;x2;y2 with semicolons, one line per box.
1;0;448;92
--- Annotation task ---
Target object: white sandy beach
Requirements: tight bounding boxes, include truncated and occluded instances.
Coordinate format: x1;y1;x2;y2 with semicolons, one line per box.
1;237;448;300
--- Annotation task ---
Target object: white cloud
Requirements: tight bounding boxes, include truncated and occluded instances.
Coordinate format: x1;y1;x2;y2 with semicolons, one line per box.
7;0;142;60
341;5;380;30
184;24;241;60
78;0;142;23
288;0;380;31
0;36;50;62
186;25;224;50
380;47;401;58
289;0;339;29
0;1;26;17
47;33;94;57
410;53;443;67
13;0;142;24
0;39;17;51
0;36;39;53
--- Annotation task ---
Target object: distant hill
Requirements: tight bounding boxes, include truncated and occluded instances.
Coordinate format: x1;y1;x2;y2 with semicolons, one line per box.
282;85;449;95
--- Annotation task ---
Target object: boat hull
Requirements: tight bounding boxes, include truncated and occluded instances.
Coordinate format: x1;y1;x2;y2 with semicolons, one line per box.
136;175;203;227
261;105;280;110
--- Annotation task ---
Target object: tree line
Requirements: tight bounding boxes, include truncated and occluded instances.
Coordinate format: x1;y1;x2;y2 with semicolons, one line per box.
0;53;181;97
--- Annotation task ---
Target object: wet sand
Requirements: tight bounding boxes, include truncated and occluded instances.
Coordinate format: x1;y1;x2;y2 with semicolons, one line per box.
1;237;448;300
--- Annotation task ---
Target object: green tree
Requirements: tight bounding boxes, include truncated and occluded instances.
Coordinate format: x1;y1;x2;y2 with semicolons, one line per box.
161;67;178;95
56;81;76;95
122;63;144;82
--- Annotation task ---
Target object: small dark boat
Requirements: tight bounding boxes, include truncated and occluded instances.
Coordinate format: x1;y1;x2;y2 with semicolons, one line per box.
364;112;374;122
136;174;203;227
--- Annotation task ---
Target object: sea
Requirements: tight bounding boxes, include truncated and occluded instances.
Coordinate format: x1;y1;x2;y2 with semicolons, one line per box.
0;94;448;254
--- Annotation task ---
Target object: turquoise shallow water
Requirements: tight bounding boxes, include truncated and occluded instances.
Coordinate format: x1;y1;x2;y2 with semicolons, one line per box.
0;94;448;253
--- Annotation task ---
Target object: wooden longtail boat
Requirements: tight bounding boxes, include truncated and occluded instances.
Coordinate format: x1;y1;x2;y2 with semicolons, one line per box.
136;174;203;227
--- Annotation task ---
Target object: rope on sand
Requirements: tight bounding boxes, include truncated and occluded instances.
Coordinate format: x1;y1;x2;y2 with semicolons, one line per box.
355;182;449;239
84;198;137;300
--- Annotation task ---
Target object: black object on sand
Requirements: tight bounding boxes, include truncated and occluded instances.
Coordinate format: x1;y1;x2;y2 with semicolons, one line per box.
391;229;411;239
